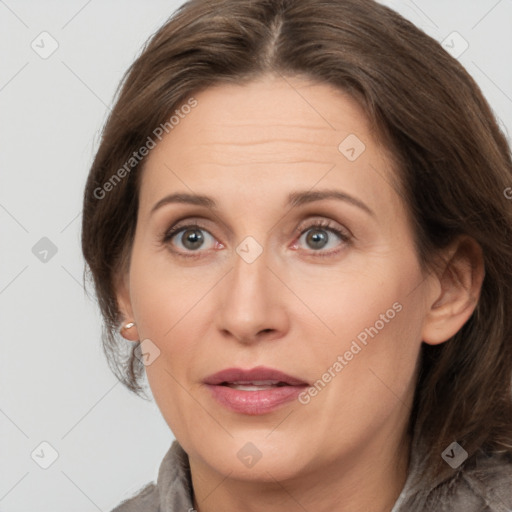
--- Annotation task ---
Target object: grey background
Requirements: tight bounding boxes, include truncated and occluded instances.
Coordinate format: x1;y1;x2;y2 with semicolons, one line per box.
1;1;511;510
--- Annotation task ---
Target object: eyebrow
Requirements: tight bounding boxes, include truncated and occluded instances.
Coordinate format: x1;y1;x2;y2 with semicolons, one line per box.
150;189;375;217
287;190;375;217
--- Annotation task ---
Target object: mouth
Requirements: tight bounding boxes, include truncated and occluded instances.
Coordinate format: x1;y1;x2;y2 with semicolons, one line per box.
203;367;309;415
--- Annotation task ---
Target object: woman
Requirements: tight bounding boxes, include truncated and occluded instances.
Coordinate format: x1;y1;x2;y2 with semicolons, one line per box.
81;0;512;510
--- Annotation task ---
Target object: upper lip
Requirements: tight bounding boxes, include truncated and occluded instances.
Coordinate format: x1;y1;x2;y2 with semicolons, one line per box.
203;366;309;386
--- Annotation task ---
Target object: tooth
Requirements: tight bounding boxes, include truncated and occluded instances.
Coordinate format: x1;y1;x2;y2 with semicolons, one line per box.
228;384;276;391
231;380;279;385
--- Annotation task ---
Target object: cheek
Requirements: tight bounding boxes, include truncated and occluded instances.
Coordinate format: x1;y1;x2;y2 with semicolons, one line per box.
127;244;216;423
332;306;422;428
288;257;421;353
290;257;425;413
129;239;214;339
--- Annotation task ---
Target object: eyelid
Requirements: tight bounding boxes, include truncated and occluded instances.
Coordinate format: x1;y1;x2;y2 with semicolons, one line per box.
294;217;352;240
161;218;213;242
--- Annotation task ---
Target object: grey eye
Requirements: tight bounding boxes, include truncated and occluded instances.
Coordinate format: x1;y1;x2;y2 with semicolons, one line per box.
299;227;343;251
171;227;216;252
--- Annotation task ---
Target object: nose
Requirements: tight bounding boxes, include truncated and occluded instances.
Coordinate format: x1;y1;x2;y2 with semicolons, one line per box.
214;245;290;345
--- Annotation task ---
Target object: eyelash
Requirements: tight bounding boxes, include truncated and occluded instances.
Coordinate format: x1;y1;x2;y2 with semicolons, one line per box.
161;219;352;259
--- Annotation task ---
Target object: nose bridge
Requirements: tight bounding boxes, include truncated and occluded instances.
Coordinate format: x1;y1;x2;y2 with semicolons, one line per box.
216;240;286;342
229;245;271;319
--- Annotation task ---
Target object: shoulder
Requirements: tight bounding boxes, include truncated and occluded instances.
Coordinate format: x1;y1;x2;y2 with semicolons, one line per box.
110;482;159;512
396;450;512;512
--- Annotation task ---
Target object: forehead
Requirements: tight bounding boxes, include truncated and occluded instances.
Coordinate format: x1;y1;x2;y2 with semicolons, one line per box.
138;75;402;217
164;74;375;153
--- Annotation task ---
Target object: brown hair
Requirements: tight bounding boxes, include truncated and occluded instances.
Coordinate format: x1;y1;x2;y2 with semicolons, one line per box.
81;0;512;482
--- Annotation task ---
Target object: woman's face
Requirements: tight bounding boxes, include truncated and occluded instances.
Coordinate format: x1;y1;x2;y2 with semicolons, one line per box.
117;74;438;482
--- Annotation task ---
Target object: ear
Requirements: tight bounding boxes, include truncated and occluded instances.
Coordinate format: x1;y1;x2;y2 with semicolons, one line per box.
114;269;140;342
421;236;485;346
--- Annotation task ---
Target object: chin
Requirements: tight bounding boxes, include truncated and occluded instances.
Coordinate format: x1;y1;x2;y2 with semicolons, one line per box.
189;432;312;481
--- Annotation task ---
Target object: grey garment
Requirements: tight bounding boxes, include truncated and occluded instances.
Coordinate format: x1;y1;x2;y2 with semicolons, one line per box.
390;440;512;512
111;440;512;512
111;442;194;512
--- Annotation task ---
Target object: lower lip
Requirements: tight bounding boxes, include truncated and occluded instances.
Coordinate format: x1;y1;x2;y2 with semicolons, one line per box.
205;384;307;415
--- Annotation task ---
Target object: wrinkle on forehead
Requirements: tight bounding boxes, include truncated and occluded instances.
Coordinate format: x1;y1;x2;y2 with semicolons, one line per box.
139;76;405;230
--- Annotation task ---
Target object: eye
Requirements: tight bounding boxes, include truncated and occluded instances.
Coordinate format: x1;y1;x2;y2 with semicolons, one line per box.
294;219;351;256
161;218;351;259
162;223;222;257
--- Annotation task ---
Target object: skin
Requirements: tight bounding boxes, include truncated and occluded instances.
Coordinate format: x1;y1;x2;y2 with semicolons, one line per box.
116;73;484;512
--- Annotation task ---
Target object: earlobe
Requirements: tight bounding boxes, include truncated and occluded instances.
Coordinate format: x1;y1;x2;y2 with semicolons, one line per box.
421;236;485;346
119;321;139;342
114;271;140;342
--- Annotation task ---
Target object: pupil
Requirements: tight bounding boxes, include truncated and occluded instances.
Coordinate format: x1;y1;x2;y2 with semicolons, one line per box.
183;229;203;249
307;229;327;249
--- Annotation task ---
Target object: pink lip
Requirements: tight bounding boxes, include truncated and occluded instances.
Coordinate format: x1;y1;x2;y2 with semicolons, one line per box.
204;366;308;386
203;366;308;415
